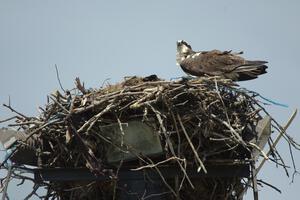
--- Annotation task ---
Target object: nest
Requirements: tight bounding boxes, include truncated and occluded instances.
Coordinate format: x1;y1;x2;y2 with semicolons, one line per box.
1;75;299;200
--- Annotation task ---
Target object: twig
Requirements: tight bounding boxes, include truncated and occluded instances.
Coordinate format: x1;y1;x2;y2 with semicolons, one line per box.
210;113;247;147
3;104;28;119
131;156;185;171
0;116;19;124
251;162;259;200
177;114;207;174
78;103;115;133
257;179;281;193
54;64;65;93
113;159;123;200
1;166;13;200
248;142;268;160
49;96;70;114
143;191;171;200
116;116;126;147
256;109;297;174
214;78;231;124
24;184;39;200
145;157;178;198
148;103;194;189
75;77;87;94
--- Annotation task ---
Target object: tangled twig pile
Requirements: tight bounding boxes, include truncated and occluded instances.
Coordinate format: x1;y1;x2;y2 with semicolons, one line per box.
1;75;299;200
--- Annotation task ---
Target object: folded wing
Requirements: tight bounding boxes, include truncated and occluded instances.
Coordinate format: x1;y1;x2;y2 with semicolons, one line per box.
179;50;268;81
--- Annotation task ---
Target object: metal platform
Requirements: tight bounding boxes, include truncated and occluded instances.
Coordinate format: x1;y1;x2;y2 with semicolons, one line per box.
32;163;250;182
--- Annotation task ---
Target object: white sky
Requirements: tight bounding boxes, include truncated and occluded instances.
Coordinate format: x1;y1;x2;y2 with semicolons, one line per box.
0;0;299;199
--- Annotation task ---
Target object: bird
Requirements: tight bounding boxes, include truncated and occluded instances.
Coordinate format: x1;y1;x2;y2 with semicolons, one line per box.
176;40;268;81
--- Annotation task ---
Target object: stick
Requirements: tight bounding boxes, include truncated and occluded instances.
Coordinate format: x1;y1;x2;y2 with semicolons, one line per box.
3;103;28;119
177;114;207;174
77;103;115;133
256;109;297;174
149;103;195;188
0;116;18;124
54;64;65;93
1;166;13;200
251;163;259;200
238;110;297;199
75;77;87;94
210;113;247;147
131;156;186;171
248;142;269;160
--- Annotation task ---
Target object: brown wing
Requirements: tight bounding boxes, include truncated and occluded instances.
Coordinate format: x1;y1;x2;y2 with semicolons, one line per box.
180;50;246;76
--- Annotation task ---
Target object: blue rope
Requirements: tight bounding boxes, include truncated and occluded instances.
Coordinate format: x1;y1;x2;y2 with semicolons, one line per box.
233;87;289;108
255;93;288;108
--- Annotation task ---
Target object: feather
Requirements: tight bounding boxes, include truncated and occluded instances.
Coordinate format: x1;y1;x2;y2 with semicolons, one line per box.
176;40;268;81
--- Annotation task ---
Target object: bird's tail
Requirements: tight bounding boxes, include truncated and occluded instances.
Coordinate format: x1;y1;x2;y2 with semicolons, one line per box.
234;61;268;81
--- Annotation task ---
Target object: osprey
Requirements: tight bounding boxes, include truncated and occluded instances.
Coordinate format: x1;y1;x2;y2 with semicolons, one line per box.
176;40;268;81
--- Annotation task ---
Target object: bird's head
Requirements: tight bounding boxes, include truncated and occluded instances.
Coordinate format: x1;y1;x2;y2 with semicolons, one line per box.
177;40;193;54
176;40;193;65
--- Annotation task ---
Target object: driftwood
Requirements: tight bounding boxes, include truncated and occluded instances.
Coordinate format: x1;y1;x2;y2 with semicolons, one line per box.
0;75;299;200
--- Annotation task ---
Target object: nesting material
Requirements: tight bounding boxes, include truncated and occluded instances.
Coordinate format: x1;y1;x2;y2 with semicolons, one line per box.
1;75;298;200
